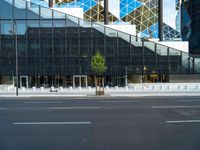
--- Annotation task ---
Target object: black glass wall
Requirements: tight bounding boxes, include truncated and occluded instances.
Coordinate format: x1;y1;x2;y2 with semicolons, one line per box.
0;0;199;87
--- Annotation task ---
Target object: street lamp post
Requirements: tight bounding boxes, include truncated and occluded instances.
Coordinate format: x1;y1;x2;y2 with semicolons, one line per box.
124;66;127;87
9;19;18;96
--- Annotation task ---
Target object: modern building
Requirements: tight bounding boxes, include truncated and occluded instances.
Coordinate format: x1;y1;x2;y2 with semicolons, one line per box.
29;0;180;40
176;0;200;55
0;0;200;88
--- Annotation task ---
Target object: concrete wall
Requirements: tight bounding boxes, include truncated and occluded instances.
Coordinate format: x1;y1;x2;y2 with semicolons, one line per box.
169;74;200;83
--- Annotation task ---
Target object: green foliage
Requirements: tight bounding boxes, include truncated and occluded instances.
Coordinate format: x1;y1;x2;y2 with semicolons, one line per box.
90;51;107;75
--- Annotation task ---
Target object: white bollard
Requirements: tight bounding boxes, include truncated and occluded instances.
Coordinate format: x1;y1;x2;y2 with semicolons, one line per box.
185;85;187;90
178;85;181;91
32;86;36;91
22;87;25;91
132;85;135;91
78;86;81;91
125;86;128;91
69;86;73;91
88;86;91;91
60;87;63;92
105;86;109;91
115;86;118;91
152;85;155;91
41;87;44;91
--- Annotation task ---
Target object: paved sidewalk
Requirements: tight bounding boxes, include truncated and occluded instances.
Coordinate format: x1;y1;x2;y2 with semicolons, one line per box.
1;87;200;97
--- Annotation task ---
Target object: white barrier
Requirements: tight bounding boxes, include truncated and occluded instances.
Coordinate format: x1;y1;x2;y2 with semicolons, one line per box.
127;83;200;92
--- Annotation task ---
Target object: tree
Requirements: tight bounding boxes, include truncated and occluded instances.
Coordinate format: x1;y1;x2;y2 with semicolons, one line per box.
90;51;107;95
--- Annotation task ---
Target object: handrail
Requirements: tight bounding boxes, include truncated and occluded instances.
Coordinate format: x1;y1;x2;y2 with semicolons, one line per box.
21;0;195;58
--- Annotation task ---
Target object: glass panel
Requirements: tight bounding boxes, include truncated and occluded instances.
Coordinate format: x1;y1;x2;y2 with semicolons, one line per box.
194;58;200;73
156;44;168;74
144;42;156;76
27;2;40;19
1;39;13;58
79;20;92;57
53;10;65;19
105;27;117;57
54;20;65;57
14;0;26;19
66;15;78;39
16;20;26;35
27;20;40;39
40;7;52;19
0;0;13;19
1;21;12;35
118;31;130;43
182;52;189;73
169;48;181;73
92;22;105;38
40;20;52;57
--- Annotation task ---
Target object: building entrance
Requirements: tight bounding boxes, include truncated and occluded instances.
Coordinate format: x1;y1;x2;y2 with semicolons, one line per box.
20;76;28;88
73;75;88;88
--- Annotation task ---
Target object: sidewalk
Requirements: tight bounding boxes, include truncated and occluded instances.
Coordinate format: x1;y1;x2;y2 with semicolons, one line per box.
1;87;200;97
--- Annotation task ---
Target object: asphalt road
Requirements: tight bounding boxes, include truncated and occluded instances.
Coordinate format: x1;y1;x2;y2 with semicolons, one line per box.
0;96;200;150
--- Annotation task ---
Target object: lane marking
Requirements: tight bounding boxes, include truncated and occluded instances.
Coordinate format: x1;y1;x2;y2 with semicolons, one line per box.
166;120;200;123
177;100;200;102
98;100;139;103
24;102;64;104
0;108;7;110
13;122;91;125
152;106;200;109
48;107;101;110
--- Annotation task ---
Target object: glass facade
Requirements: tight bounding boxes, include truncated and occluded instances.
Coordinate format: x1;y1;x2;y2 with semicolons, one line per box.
177;0;200;55
0;0;199;87
29;0;180;40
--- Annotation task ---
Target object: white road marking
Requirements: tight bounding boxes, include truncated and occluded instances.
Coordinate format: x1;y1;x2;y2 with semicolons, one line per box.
24;102;64;104
48;107;101;110
0;108;7;110
99;100;139;103
177;100;200;102
166;120;200;123
13;122;91;125
152;106;200;109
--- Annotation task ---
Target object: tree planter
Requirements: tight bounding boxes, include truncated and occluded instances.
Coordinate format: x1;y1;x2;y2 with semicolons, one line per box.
90;51;107;96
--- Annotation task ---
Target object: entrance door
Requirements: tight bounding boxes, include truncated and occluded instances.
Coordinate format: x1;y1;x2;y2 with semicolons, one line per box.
73;75;87;88
20;76;28;88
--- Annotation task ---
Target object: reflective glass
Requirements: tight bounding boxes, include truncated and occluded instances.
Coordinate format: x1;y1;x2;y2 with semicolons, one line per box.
27;2;40;19
0;0;13;19
14;0;26;19
40;7;52;19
